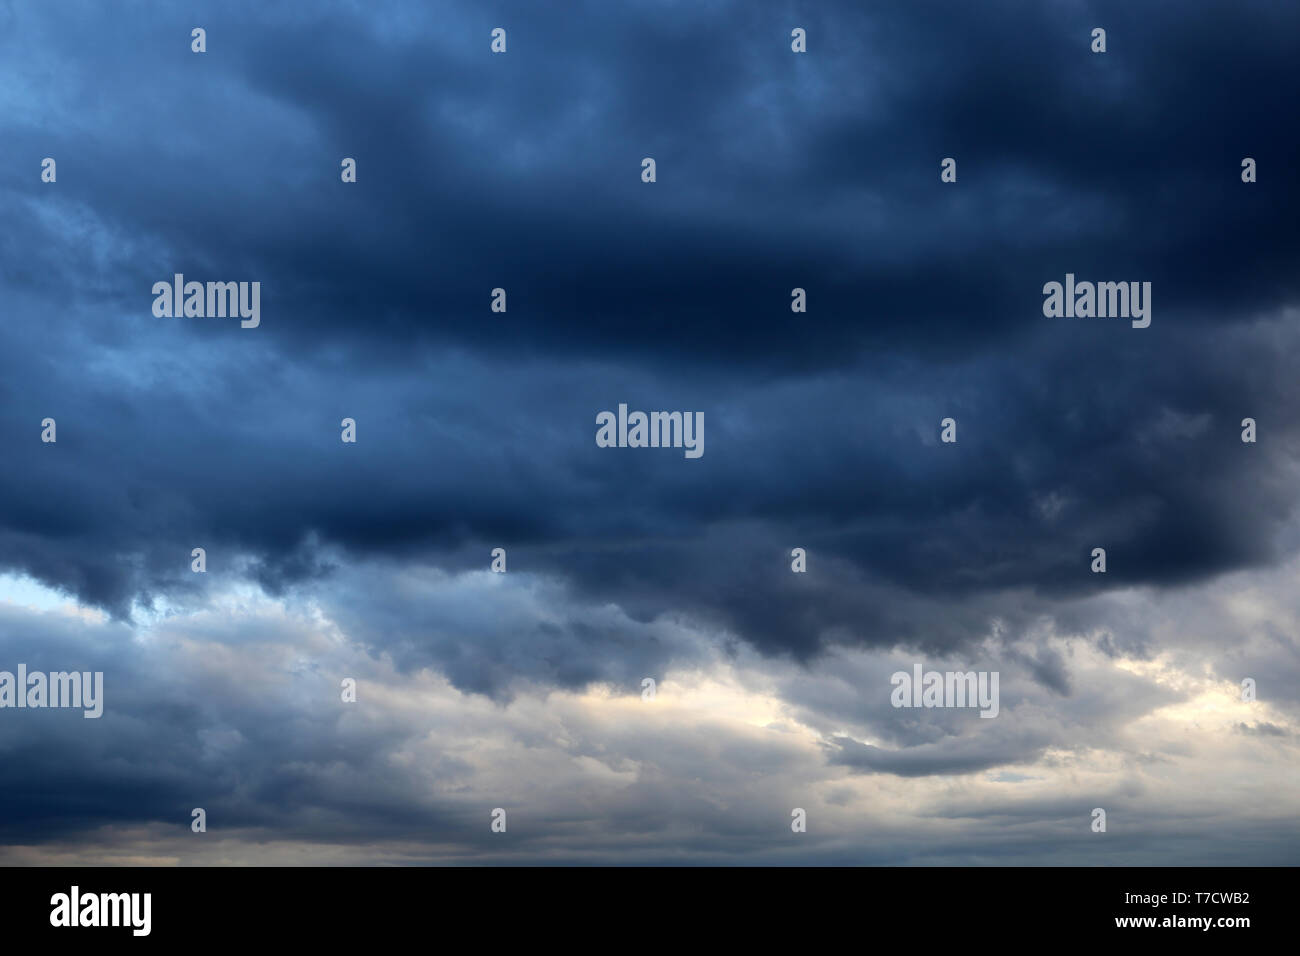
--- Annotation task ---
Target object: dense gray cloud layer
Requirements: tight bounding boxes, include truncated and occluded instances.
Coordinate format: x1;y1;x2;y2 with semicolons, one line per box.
0;0;1296;864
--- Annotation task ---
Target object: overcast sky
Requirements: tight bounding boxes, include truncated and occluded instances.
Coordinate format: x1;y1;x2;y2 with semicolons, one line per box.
0;0;1296;865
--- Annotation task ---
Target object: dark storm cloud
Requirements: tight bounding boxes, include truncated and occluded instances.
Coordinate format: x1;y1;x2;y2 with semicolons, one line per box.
7;0;1298;361
0;0;1296;679
4;0;1300;870
829;732;1052;777
0;601;485;845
